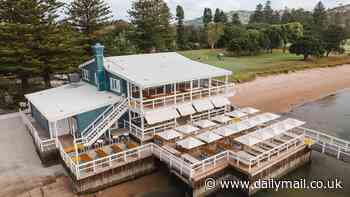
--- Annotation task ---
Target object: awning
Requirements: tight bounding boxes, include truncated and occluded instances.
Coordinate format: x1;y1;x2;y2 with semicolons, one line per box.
210;96;230;108
235;118;305;147
175;125;200;134
145;107;180;125
176;137;205;150
212;115;232;124
240;107;260;114
214;125;242;137
156;129;183;141
193;120;217;128
196;131;223;143
176;103;196;116
192;99;214;112
226;110;248;118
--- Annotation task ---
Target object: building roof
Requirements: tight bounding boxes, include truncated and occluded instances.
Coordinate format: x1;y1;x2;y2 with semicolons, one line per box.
25;82;121;122
81;52;232;88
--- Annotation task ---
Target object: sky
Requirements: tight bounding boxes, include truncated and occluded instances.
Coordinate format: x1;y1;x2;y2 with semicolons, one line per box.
61;0;350;20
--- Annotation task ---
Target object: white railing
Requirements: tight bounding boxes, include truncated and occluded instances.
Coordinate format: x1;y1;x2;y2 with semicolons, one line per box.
191;107;226;122
127;120;177;141
19;110;56;153
57;138;78;175
302;127;350;160
61;127;350;181
79;98;129;146
131;83;235;111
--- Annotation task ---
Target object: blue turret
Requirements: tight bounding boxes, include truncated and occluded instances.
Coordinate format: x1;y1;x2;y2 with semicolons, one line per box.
92;43;107;91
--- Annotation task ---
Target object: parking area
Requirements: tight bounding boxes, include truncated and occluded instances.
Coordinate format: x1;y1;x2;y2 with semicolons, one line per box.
0;113;63;197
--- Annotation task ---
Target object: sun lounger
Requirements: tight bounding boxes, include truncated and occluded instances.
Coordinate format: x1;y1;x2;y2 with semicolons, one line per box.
111;144;123;153
95;148;108;158
71;153;92;163
127;143;137;149
64;144;84;153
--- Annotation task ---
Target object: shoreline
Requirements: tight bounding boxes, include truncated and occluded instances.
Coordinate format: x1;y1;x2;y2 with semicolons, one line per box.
12;64;350;197
230;64;350;113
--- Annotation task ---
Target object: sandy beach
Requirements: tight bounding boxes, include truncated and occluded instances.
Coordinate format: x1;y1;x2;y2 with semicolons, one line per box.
9;64;350;197
231;64;350;113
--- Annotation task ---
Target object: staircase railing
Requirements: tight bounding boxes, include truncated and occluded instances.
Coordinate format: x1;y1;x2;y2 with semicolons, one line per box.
79;98;129;146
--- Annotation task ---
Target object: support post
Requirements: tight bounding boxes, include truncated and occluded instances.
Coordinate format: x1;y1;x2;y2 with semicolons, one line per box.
174;83;177;105
208;78;212;96
190;80;193;101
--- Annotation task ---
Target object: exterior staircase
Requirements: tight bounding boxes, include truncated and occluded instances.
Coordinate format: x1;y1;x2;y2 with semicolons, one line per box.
79;98;129;147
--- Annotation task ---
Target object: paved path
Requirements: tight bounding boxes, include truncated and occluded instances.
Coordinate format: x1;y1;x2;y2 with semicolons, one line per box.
0;114;63;197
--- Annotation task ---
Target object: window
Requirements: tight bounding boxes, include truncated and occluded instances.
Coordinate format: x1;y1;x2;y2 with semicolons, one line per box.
192;79;200;89
110;78;121;93
82;69;89;81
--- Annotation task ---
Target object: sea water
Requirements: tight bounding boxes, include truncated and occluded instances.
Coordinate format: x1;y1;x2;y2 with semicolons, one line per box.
141;90;350;197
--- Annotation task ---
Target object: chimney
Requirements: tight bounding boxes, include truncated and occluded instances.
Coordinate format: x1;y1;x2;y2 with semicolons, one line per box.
92;43;107;91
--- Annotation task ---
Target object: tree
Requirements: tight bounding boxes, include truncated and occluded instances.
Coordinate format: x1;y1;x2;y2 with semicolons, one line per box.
66;0;112;39
264;26;282;53
278;22;304;53
98;22;138;56
129;0;175;52
322;25;347;56
203;8;213;27
312;1;327;33
0;0;87;89
231;13;241;25
214;8;221;23
250;4;264;24
281;8;292;23
289;36;325;60
263;0;274;23
176;5;186;50
207;23;224;49
220;11;228;23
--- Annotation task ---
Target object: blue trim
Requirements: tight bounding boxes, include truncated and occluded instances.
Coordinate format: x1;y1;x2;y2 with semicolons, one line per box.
30;103;49;132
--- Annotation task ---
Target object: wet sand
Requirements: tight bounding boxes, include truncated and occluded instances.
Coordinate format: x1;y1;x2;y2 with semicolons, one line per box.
231;64;350;113
12;64;350;197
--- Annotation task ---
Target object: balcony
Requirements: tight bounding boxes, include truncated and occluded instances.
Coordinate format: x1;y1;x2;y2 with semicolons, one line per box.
130;79;235;111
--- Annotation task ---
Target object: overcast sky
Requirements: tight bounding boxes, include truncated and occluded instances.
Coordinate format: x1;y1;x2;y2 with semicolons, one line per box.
61;0;349;20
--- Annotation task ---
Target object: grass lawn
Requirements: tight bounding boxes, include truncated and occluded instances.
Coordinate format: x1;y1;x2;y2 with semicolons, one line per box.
180;49;350;82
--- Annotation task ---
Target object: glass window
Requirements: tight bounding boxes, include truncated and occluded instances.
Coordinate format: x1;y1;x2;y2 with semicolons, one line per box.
110;78;121;93
82;69;89;81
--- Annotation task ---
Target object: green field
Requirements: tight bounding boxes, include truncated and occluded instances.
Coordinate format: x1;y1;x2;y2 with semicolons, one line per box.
180;49;350;82
345;39;350;53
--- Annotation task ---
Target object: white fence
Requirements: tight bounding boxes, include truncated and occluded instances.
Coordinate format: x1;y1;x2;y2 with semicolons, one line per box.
131;83;236;111
19;110;56;153
61;127;350;181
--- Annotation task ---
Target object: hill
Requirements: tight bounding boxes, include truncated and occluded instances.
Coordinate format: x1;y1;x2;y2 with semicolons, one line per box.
184;10;253;27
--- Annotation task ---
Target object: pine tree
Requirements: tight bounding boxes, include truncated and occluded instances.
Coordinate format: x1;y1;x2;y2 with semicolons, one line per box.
0;0;87;90
231;13;241;25
220;11;228;23
214;8;221;23
250;4;264;23
313;1;328;32
176;5;186;50
203;8;213;27
129;0;175;52
263;0;274;23
67;0;112;39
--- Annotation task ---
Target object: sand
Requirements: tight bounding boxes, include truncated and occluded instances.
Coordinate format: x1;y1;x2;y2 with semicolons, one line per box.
231;65;350;113
9;64;350;197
